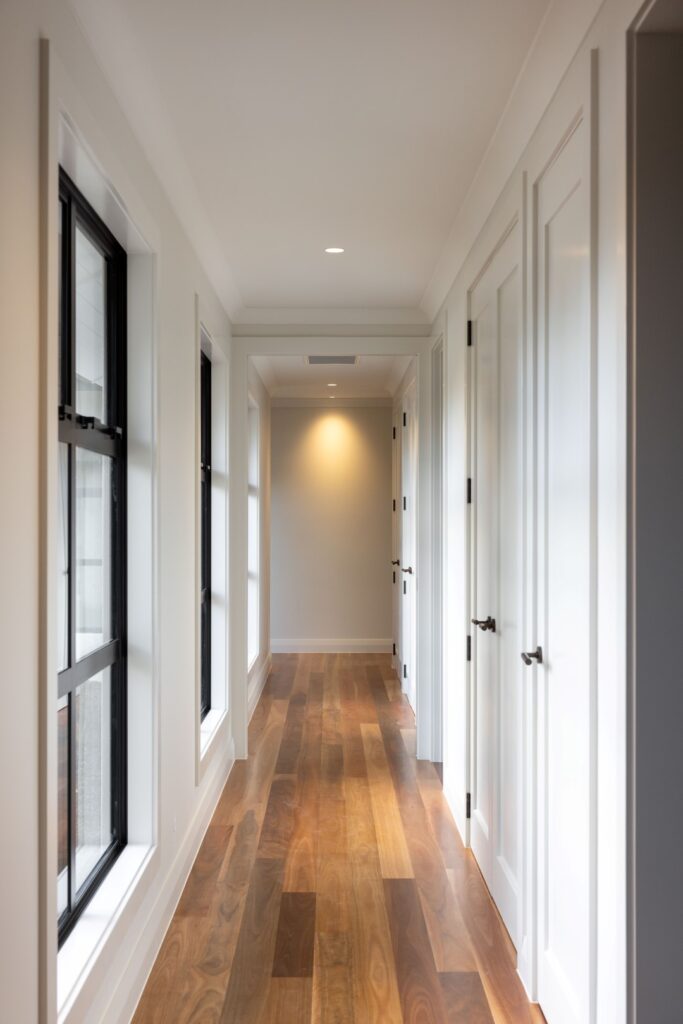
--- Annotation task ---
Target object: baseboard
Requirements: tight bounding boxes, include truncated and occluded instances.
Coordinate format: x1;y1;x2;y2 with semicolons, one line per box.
247;651;272;721
271;638;393;654
105;737;235;1024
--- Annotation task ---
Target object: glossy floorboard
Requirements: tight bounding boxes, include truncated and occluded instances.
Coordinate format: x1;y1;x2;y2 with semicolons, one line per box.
134;654;543;1024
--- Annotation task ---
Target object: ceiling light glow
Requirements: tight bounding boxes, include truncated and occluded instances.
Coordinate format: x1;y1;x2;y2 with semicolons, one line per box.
325;247;345;254
327;383;337;388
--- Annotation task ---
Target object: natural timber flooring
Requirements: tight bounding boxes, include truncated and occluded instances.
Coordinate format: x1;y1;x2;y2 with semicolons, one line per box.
134;654;542;1024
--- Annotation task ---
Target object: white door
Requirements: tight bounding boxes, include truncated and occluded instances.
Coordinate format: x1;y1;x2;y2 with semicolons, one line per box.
533;116;594;1024
469;223;523;947
392;406;402;676
400;382;417;708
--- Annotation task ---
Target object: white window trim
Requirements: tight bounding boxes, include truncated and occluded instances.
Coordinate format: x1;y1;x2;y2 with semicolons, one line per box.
195;311;230;782
43;54;161;1021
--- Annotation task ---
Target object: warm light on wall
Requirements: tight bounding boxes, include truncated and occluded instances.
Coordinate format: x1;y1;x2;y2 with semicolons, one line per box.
302;412;363;482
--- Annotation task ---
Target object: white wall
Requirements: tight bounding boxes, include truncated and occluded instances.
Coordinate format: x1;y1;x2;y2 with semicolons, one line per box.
0;2;235;1021
270;403;393;651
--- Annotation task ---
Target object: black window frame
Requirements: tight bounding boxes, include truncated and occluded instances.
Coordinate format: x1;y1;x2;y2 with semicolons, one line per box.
58;168;127;947
200;351;212;720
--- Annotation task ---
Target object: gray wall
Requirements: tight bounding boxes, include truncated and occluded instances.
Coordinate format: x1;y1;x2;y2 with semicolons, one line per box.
630;29;683;1024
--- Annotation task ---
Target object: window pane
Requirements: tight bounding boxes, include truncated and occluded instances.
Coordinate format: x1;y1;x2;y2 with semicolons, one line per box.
57;443;69;672
74;668;112;892
75;226;107;423
57;695;69;917
75;448;112;660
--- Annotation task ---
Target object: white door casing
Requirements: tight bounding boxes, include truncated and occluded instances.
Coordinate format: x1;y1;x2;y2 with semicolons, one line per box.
392;405;402;676
401;381;418;709
468;221;525;949
531;67;596;1024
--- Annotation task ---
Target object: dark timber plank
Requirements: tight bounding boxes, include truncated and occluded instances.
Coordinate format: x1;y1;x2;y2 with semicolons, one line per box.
218;856;285;1024
272;891;317;978
383;877;449;1024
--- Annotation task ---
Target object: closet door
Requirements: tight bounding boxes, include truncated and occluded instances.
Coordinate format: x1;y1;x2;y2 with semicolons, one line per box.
401;382;417;708
532;108;595;1024
469;223;524;946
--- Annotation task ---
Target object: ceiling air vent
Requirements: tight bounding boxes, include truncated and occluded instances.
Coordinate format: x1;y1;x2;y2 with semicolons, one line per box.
306;355;358;366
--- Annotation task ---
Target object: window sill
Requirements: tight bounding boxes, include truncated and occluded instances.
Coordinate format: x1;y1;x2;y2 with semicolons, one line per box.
200;707;228;760
58;844;153;1021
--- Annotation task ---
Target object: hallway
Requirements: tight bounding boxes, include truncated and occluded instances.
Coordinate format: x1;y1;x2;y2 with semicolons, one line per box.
134;655;540;1023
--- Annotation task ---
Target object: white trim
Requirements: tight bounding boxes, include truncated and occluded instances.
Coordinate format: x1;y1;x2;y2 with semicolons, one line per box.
270;396;393;408
232;309;431;330
247;653;272;721
271;638;393;654
107;739;235;1024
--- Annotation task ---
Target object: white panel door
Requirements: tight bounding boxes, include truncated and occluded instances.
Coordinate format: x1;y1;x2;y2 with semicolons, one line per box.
392;406;402;676
533;114;594;1024
469;223;523;946
401;382;417;708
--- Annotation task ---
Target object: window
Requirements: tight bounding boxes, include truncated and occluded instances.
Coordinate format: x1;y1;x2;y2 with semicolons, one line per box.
200;352;211;719
247;400;260;669
57;169;127;946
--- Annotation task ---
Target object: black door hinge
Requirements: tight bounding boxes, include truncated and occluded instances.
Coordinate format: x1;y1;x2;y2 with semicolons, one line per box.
403;664;407;679
467;319;473;347
393;571;396;584
466;792;471;818
393;498;396;511
467;635;471;662
393;426;396;439
393;642;396;656
403;496;407;511
467;478;472;504
403;580;407;595
403;412;407;427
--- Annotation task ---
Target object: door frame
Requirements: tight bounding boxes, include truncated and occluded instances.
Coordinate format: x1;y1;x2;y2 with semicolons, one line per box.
466;213;526;957
229;331;441;762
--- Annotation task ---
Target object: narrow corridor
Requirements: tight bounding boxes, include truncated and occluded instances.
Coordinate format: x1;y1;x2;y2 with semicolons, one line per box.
134;655;540;1023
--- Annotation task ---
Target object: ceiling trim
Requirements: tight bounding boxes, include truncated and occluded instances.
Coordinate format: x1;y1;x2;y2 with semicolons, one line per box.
232;322;432;338
271;396;393;408
233;306;431;327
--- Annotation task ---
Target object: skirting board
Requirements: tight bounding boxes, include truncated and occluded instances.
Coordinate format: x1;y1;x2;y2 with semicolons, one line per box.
104;735;235;1023
271;639;393;654
247;652;272;721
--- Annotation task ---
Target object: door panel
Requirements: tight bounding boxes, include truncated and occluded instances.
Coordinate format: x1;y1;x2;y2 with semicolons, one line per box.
392;407;402;676
469;224;523;946
535;118;594;1024
401;382;417;708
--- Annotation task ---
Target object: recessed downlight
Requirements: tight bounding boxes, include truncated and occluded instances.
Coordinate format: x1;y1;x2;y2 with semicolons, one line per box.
325;247;345;254
327;383;337;388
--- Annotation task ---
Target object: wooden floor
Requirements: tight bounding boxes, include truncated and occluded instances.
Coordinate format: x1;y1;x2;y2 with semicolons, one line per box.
134;654;542;1023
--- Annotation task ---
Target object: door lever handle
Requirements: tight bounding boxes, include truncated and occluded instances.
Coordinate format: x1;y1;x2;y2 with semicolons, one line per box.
471;616;496;633
391;560;400;566
401;566;413;574
521;646;543;666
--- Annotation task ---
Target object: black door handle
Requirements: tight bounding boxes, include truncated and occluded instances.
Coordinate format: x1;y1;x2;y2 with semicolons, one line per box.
401;566;413;574
521;646;543;666
471;616;496;633
391;560;400;566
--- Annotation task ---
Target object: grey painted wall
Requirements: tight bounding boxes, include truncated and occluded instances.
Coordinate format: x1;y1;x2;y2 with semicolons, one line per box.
631;29;683;1024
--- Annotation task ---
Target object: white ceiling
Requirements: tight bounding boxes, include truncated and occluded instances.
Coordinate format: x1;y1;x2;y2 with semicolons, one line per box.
70;0;550;317
251;354;412;399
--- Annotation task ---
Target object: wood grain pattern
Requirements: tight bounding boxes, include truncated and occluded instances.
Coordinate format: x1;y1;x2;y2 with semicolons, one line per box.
272;892;317;978
383;878;449;1023
134;654;536;1024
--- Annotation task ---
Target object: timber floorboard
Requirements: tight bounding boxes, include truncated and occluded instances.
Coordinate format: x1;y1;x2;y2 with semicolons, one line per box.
134;654;540;1024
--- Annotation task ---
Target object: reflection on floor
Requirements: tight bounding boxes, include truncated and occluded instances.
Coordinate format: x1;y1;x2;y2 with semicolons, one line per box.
134;653;543;1023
